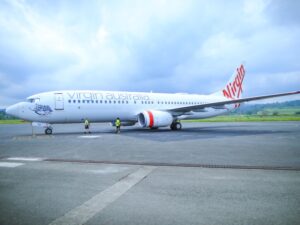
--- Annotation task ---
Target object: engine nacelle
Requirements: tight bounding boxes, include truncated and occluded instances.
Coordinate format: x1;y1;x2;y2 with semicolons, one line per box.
138;110;173;128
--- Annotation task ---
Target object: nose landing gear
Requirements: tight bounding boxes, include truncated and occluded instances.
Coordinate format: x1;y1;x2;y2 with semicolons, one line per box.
45;126;53;135
31;122;53;135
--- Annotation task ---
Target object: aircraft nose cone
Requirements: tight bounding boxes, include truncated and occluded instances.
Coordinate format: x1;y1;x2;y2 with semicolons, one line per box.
6;104;20;118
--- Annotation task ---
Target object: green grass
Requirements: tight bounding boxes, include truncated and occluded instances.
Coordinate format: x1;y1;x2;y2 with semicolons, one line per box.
186;107;300;122
0;120;28;124
257;107;300;116
186;115;300;122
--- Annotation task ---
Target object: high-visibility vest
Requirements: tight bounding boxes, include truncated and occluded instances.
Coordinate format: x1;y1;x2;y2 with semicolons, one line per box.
115;119;121;126
84;120;89;126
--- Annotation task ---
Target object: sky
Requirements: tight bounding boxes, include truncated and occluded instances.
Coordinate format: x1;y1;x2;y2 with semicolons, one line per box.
0;0;300;107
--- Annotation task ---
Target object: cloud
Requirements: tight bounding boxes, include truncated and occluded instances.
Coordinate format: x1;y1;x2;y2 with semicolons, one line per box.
0;0;299;107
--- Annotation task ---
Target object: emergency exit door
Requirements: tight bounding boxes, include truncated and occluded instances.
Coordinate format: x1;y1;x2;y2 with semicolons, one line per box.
54;93;64;110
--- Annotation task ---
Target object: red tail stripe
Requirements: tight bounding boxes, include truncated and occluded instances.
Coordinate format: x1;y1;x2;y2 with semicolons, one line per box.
147;111;154;128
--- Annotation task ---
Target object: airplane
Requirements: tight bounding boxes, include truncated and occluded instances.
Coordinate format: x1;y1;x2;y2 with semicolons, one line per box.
5;64;300;134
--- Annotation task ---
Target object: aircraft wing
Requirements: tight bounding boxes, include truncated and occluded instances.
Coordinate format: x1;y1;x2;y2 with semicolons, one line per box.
169;90;300;113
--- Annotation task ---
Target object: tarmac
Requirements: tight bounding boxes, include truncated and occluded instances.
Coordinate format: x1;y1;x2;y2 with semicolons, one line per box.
0;122;299;225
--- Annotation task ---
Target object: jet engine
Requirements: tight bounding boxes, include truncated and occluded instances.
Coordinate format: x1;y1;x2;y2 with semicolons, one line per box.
138;110;173;128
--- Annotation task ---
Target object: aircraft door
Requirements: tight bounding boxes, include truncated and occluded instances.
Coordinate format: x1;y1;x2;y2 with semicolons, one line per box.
54;93;64;110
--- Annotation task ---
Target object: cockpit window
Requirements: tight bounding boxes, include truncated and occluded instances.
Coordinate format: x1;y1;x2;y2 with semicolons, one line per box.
27;98;40;103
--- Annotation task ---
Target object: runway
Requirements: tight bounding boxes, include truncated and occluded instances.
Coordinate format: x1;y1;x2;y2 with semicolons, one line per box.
0;122;300;225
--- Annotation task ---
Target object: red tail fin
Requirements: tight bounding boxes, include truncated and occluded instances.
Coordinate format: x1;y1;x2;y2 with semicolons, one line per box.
222;64;245;100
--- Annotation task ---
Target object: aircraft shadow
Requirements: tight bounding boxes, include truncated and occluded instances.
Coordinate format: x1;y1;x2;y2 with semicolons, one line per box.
18;124;290;142
118;126;289;142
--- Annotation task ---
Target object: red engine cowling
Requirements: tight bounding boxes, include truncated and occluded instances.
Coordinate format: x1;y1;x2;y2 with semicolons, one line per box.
138;110;173;128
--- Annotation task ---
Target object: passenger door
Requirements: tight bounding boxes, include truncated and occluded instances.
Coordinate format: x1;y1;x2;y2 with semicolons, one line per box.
54;93;64;110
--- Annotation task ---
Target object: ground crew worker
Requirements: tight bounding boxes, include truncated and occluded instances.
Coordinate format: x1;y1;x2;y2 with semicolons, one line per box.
115;117;121;134
84;119;91;134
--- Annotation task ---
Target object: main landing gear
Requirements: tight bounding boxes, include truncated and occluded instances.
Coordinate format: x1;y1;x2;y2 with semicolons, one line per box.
170;121;182;131
45;126;53;135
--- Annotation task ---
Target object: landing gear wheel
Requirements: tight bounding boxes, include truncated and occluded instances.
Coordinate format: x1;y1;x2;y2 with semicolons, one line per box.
170;123;175;130
175;122;182;130
45;127;53;135
170;121;182;130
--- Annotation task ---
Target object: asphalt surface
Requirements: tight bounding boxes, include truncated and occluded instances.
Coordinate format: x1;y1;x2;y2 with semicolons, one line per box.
0;122;299;225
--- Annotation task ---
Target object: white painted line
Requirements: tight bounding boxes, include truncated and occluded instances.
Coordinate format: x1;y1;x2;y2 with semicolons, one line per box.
0;162;24;168
48;166;156;225
88;166;129;174
7;157;43;162
78;135;101;139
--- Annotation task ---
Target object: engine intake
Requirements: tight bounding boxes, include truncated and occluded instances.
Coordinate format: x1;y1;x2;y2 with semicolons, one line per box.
138;110;173;128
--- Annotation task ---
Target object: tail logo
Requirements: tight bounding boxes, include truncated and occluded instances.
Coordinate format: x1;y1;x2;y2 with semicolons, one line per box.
222;64;245;100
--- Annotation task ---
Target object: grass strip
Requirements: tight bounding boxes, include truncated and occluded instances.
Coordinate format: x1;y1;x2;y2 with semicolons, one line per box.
185;115;300;122
0;120;28;124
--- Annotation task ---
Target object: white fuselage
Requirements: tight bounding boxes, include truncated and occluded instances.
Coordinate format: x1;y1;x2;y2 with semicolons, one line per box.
7;90;232;124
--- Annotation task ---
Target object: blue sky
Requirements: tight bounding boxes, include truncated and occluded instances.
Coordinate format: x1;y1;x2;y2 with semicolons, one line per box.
0;0;300;107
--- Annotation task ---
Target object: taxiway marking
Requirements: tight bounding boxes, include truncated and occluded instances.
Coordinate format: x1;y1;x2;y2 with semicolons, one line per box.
48;166;155;225
78;135;101;139
7;157;43;161
0;162;24;168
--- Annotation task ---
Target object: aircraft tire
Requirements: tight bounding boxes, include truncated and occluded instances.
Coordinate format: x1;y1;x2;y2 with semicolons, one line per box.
170;123;175;130
45;128;53;135
171;122;181;130
175;122;182;130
